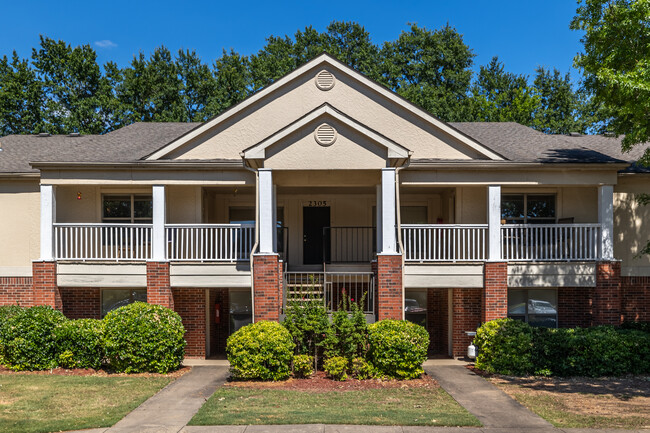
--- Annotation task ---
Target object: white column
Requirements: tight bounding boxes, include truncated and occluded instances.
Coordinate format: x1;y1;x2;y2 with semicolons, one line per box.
380;168;397;254
259;169;275;254
152;185;167;261
487;185;502;261
40;184;55;261
376;184;383;254
272;184;278;253
598;185;614;260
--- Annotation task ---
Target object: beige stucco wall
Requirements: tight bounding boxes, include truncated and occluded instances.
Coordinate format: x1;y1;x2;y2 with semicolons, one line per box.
166;65;486;162
614;175;650;276
167;185;202;224
0;180;40;273
56;185;99;223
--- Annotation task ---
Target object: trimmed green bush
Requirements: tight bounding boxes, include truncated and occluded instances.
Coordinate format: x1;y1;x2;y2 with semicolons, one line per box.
474;318;534;375
103;302;186;373
350;357;374;379
292;354;314;378
227;321;294;381
1;305;67;370
323;356;348;381
0;305;24;364
54;319;104;369
367;320;429;379
322;297;369;361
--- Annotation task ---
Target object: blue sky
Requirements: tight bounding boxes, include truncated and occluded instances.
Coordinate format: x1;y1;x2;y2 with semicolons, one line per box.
0;0;584;81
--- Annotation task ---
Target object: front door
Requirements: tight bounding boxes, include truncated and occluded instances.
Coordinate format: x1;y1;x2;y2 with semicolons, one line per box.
303;206;330;265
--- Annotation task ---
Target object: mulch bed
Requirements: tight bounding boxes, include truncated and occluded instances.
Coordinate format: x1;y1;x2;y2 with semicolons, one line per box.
225;370;439;392
0;364;191;378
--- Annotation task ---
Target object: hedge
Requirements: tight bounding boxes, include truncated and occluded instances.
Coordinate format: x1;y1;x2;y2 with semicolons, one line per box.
367;320;429;379
54;319;104;370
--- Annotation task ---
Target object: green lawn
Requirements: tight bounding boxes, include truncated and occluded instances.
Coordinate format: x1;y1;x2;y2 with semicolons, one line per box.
189;386;481;426
0;375;172;433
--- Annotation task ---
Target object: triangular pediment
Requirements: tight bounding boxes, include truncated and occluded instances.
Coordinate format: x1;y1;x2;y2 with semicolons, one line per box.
145;53;504;162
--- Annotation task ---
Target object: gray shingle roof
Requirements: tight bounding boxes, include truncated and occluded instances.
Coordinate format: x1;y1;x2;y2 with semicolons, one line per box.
0;120;647;174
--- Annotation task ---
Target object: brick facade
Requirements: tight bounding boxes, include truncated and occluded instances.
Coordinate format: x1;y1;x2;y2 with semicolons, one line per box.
377;254;403;320
558;286;592;328
252;254;281;322
452;288;482;358
208;288;230;356
172;288;206;358
32;261;62;310
483;262;507;322
593;261;622;325
146;261;173;309
0;277;33;307
621;276;650;322
60;288;101;319
427;288;449;355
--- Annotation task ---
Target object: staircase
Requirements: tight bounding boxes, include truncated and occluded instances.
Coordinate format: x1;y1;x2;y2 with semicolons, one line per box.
283;272;326;308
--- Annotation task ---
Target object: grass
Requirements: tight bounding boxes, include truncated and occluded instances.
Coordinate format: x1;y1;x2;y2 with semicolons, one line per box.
0;375;172;433
189;387;481;426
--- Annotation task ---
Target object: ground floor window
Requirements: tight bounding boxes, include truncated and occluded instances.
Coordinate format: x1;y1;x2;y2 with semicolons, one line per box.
404;289;427;328
229;290;252;334
508;288;558;328
101;289;147;318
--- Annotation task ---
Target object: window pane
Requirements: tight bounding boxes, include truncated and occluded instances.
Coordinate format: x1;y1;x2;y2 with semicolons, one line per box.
401;206;428;224
102;289;131;317
527;195;555;218
528;289;557;315
405;289;427;328
502;195;524;219
229;207;255;225
132;289;147;303
508;289;527;316
134;196;153;219
103;196;131;219
528;315;558;328
230;290;252;334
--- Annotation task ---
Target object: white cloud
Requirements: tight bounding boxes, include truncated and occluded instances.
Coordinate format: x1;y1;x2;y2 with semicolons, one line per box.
94;40;117;49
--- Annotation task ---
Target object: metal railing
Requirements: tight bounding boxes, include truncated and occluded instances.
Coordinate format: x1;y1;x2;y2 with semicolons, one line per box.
283;271;375;315
401;224;488;262
501;223;601;261
54;223;152;261
323;226;376;263
165;224;254;261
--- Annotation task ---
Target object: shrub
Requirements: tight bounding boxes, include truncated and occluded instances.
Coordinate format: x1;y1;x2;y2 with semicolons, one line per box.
474;319;533;375
292;354;314;378
350;357;374;379
54;319;104;369
282;288;329;369
227;320;294;381
367;320;429;379
621;321;650;333
1;305;67;370
323;295;368;361
103;302;185;373
0;305;23;364
323;356;348;381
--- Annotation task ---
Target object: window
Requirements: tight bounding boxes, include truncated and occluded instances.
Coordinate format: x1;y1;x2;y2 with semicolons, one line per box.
103;195;152;224
508;289;558;328
404;289;427;328
502;194;555;224
101;289;147;318
229;290;252;334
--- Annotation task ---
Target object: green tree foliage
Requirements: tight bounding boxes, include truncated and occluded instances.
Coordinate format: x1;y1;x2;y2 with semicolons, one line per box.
0;52;45;135
571;0;650;162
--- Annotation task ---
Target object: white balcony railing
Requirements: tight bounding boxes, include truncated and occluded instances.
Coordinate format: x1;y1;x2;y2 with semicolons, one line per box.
501;223;601;261
53;223;152;261
165;224;255;261
401;224;488;262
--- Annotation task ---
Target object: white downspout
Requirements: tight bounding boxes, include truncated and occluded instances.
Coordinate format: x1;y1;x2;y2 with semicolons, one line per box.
242;156;259;322
395;155;411;320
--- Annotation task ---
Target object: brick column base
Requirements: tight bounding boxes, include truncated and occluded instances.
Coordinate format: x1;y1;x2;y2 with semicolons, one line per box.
483;262;508;322
146;262;173;309
593;261;621;325
377;254;403;321
253;254;281;322
32;261;62;310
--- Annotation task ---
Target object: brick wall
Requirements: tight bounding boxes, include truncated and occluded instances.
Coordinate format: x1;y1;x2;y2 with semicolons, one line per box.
146;262;173;309
452;288;482;358
557;287;592;328
593;261;621;325
0;277;33;307
32;261;62;310
621;276;650;322
208;288;230;356
377;254;402;320
253;254;281;322
483;262;507;322
427;288;449;355
172;288;206;358
60;288;101;319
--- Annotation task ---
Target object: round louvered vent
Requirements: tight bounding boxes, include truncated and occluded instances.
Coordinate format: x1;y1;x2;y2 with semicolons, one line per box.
314;123;337;146
315;70;335;90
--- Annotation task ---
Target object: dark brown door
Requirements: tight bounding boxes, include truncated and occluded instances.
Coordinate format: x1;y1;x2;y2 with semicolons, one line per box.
303;207;330;265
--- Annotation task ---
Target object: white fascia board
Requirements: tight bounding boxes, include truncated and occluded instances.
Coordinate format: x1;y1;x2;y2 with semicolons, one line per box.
146;54;504;161
243;104;410;160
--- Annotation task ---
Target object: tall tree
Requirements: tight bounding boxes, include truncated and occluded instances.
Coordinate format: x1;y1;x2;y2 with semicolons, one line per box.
209;49;251;115
532;67;589;134
177;49;216;122
0;52;45;135
380;24;475;121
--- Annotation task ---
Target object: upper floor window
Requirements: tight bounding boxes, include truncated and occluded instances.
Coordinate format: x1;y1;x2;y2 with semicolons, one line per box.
103;194;153;224
502;194;555;224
